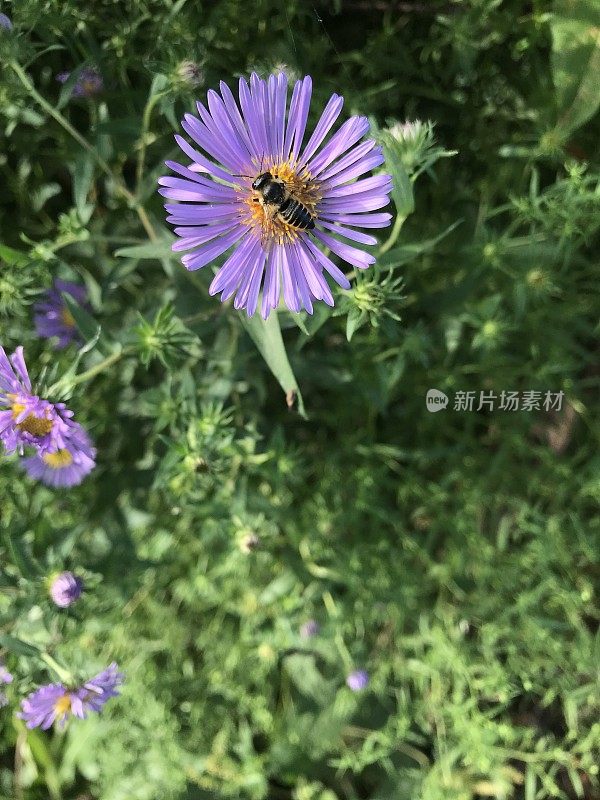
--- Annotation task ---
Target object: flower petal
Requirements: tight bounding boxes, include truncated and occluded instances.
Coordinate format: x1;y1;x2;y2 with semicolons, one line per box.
317;220;378;245
312;229;375;269
297;93;344;168
303;237;351;289
261;248;281;318
285;76;312;164
324;174;393;199
308;115;370;177
181;226;247;271
320;152;386;190
174;135;235;184
209;234;259;296
319;211;392;228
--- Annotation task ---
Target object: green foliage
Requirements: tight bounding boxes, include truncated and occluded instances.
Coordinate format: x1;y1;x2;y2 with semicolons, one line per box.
0;1;599;799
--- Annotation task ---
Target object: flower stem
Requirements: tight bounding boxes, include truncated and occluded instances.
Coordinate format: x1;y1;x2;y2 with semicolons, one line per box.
378;213;406;255
9;60;159;243
47;348;130;396
40;653;73;684
135;92;163;196
68;348;129;387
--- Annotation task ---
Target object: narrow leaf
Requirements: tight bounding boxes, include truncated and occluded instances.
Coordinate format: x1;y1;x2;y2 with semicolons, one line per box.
62;293;99;343
240;312;306;418
114;240;176;261
551;4;600;140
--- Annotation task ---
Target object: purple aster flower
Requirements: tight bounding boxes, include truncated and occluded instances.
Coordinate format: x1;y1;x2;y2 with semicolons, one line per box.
300;619;320;639
56;66;103;98
19;662;123;730
0;346;81;456
49;571;84;607
346;669;369;692
21;421;96;487
0;12;12;30
34;279;88;348
159;72;392;318
0;662;13;685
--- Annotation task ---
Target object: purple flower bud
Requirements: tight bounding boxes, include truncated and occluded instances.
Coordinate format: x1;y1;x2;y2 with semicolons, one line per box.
346;669;369;692
34;279;88;349
176;60;204;88
0;12;12;31
56;66;103;99
50;572;83;608
300;620;320;639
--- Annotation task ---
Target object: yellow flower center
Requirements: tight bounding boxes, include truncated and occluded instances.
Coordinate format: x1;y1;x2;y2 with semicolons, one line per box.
60;306;76;328
240;159;321;246
53;694;72;717
42;449;74;469
8;396;54;437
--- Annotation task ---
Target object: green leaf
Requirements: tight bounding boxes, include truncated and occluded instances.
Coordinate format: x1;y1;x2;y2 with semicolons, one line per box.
0;634;42;657
62;292;100;343
57;63;87;109
525;765;536;800
551;2;600;140
240;312;306;418
383;142;415;218
25;728;63;800
377;220;462;270
1;528;40;579
0;243;29;266
70;152;96;218
346;308;366;341
284;654;331;705
259;571;297;604
115;240;176;261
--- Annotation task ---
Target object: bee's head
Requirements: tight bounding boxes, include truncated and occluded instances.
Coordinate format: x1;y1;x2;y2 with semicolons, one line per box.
252;172;272;191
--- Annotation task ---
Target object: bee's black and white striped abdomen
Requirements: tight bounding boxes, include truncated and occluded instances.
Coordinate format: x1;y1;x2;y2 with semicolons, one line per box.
278;197;315;230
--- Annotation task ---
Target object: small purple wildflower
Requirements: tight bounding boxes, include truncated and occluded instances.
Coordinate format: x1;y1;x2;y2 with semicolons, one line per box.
0;346;79;456
0;661;13;709
19;663;123;730
300;619;320;639
49;572;84;607
0;12;12;30
34;280;88;348
56;66;103;99
159;72;392;317
22;421;96;487
0;662;13;685
346;669;369;692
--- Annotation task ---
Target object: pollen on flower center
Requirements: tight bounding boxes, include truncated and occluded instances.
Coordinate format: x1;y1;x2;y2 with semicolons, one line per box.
43;449;74;469
53;694;72;716
15;412;54;437
60;306;76;328
240;160;321;246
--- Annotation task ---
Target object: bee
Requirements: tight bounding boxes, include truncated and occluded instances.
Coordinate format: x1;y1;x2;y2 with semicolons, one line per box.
251;172;315;231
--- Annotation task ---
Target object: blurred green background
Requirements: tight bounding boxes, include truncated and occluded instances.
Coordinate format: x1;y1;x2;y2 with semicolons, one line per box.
0;1;599;798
